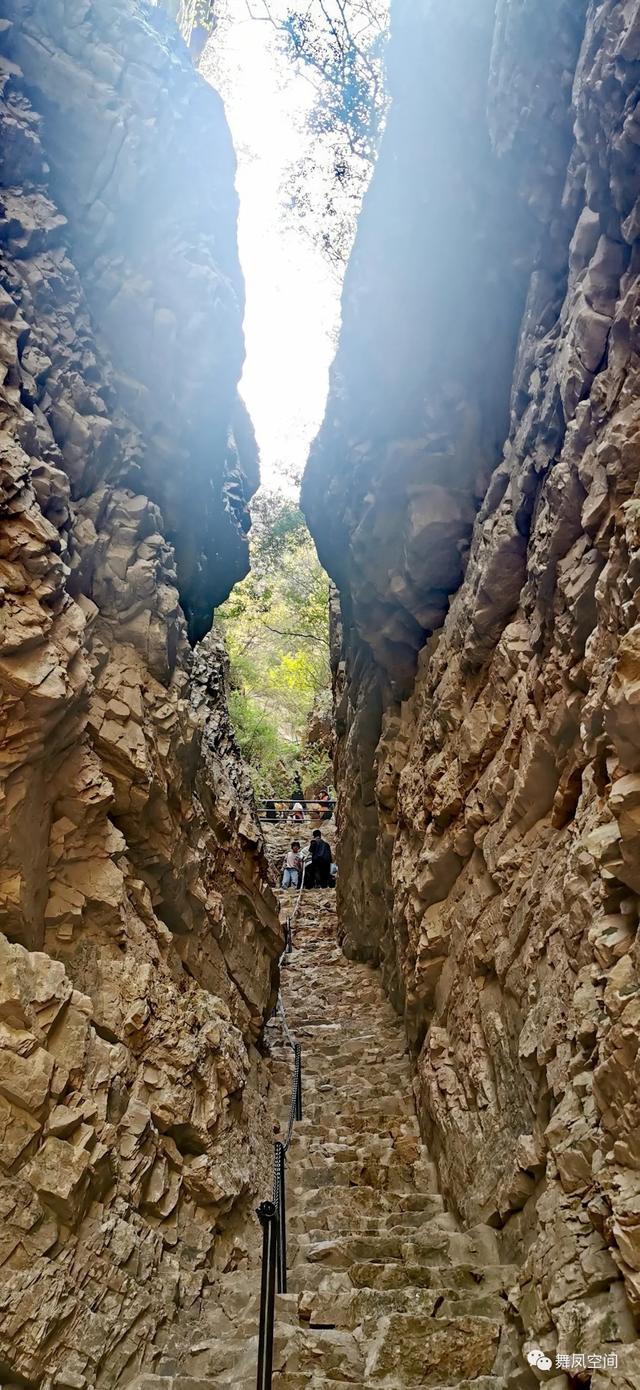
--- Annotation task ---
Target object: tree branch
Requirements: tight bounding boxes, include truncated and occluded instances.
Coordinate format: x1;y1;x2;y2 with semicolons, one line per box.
261;623;330;647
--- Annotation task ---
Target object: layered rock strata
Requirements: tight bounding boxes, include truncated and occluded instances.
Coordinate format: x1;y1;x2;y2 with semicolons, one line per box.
304;0;640;1368
145;887;526;1390
0;3;280;1384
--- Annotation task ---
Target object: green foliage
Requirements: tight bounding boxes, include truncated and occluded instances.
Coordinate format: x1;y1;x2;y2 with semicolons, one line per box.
153;0;216;36
243;1;390;268
227;691;290;797
228;690;331;798
277;2;388;163
217;489;332;795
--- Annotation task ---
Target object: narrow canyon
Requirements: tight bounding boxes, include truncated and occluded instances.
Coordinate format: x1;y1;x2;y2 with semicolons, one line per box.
1;1;639;1388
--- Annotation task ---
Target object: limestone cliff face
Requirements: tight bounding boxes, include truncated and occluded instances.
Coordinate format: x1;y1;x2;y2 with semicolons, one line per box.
304;0;640;1359
0;2;280;1383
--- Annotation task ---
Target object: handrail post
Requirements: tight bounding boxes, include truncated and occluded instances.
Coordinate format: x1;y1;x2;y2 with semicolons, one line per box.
256;1200;277;1390
286;916;293;954
274;1141;287;1293
294;1043;303;1121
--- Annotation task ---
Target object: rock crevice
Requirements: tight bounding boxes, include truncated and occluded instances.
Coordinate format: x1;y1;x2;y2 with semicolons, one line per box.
304;0;640;1361
0;3;280;1383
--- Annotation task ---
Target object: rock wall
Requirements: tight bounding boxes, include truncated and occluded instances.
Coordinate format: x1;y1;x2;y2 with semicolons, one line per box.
304;0;640;1367
0;2;281;1384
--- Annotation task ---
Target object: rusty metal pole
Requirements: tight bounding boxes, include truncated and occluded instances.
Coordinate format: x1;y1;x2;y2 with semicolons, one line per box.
274;1141;287;1293
294;1043;303;1122
256;1200;277;1390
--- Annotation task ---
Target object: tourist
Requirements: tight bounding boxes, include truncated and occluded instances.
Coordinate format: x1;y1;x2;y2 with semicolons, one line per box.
308;828;332;888
282;841;302;889
291;800;305;822
319;787;332;820
264;798;278;822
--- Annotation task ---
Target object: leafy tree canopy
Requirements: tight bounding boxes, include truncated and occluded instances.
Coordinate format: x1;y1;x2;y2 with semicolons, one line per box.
170;0;389;269
246;0;389;269
216;489;333;797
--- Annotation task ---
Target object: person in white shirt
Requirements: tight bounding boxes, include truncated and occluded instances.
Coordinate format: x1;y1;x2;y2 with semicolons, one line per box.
282;841;302;889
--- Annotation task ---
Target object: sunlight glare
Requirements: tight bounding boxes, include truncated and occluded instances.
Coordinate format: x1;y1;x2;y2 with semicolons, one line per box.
202;10;340;494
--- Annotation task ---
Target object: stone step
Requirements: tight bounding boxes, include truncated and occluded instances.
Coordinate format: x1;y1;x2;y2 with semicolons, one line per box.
181;1278;505;1339
359;1310;503;1385
289;1256;511;1296
291;1222;500;1271
293;1204;446;1237
288;1011;399;1029
301;1282;510;1329
297;1035;408;1054
301;1053;410;1075
301;1097;416;1122
294;1259;517;1295
177;1324;365;1383
281;1100;421;1125
294;1018;400;1032
153;897;521;1390
291;1219;463;1268
288;1128;422;1150
174;1379;507;1390
293;1017;403;1028
295;1113;420;1139
206;1379;507;1390
293;1026;402;1044
303;1073;413;1094
290;1129;421;1149
289;1188;443;1219
272;1054;409;1075
293;1158;436;1192
299;1073;409;1095
174;1308;506;1386
290;1144;430;1173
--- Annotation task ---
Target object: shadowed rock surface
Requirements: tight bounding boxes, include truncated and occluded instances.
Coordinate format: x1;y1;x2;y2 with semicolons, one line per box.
303;0;640;1367
3;0;640;1382
136;884;532;1390
0;2;280;1383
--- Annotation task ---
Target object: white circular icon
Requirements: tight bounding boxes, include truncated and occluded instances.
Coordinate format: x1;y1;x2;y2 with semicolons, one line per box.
526;1348;553;1371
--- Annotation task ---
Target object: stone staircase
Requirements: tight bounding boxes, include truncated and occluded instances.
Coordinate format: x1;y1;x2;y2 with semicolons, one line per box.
135;889;522;1389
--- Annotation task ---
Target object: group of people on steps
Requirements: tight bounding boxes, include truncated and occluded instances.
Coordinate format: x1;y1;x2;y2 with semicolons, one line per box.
264;788;333;824
282;829;335;890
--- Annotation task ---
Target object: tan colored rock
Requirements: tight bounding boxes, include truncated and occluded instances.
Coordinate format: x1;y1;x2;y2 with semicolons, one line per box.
25;1135;94;1224
303;0;640;1365
0;3;280;1384
362;1311;500;1383
0;1044;54;1112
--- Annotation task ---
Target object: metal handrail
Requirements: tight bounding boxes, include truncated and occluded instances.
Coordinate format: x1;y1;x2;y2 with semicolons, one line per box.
258;798;335;805
256;1201;277;1390
258;797;335;821
255;881;306;1388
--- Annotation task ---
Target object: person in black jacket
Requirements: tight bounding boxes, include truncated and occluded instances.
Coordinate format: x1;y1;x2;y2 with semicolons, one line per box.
308;829;332;888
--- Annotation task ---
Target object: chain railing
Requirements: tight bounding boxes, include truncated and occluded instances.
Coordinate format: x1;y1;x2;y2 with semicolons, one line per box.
258;797;335;824
255;870;306;1390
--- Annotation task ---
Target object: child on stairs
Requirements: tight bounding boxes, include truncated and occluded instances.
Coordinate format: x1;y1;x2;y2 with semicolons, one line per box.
281;841;302;889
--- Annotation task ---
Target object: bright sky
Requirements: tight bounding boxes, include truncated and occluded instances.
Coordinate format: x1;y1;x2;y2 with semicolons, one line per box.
202;11;340;494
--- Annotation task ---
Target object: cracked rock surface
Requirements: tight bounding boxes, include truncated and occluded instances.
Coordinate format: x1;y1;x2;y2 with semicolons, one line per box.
136;886;536;1389
0;2;280;1383
303;0;640;1366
